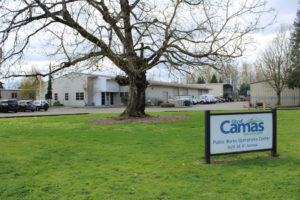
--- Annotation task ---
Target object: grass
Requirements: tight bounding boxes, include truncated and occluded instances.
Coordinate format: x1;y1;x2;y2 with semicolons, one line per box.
0;110;299;199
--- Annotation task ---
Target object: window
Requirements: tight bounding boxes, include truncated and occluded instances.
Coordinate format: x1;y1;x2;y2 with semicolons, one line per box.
101;92;105;105
11;92;17;99
110;93;114;105
76;92;84;100
120;92;128;97
65;93;69;101
54;93;58;100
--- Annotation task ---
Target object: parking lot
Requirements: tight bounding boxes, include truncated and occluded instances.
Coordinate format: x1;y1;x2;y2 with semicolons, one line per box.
0;101;249;118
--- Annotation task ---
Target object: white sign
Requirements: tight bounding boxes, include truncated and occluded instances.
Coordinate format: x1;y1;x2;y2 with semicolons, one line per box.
210;113;273;154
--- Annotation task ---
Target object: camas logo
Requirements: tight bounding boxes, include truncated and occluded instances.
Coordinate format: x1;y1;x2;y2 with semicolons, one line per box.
220;118;264;134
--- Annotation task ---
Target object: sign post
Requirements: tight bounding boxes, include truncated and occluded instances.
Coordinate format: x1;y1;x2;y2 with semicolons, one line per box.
205;109;277;164
205;110;211;164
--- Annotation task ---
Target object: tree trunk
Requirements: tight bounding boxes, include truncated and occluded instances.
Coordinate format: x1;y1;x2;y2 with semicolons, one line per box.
276;92;281;105
121;72;148;118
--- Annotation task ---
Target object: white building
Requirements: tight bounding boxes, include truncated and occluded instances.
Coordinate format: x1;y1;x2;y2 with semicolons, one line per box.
250;80;300;106
0;89;20;100
52;73;210;107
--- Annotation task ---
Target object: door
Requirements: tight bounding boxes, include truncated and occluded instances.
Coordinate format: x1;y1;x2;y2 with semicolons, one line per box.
110;93;114;105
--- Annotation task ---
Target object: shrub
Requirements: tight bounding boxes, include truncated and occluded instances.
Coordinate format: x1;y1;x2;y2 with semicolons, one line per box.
150;98;163;106
121;96;128;105
184;100;191;106
160;103;175;107
256;102;263;107
53;101;64;106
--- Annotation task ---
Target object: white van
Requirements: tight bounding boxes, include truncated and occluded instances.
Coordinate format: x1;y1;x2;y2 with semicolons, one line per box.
198;94;216;104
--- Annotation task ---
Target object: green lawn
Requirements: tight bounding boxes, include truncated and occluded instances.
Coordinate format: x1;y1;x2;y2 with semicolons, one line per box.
0;110;299;199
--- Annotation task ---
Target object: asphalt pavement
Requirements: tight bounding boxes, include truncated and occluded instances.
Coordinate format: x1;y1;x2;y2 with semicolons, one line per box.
0;101;250;118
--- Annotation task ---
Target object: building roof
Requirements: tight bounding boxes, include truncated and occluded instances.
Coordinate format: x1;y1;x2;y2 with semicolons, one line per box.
195;83;232;87
55;72;211;90
250;80;270;85
0;89;20;91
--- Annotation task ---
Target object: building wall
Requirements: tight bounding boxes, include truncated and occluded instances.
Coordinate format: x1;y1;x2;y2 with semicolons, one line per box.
146;86;174;102
53;74;122;107
0;90;21;100
251;81;300;106
146;86;209;102
92;77;107;106
52;73;210;107
91;78;121;106
106;80;119;92
187;89;198;98
52;74;88;107
198;83;224;97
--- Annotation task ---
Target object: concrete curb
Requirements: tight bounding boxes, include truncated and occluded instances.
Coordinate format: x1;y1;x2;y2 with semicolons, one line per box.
0;113;89;118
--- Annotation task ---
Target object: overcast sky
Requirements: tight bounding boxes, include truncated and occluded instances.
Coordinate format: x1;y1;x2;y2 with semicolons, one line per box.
101;0;300;82
2;0;300;88
240;0;299;63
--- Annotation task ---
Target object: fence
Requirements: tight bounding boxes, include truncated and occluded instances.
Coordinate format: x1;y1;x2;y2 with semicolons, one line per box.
251;96;300;106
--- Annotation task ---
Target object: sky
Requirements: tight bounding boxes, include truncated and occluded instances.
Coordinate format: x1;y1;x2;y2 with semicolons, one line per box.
240;0;299;63
2;0;299;88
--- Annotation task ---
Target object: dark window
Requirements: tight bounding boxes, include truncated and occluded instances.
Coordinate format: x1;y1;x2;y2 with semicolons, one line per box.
120;92;128;97
11;92;17;99
101;92;105;105
110;93;114;105
54;93;58;100
65;93;69;101
76;92;84;100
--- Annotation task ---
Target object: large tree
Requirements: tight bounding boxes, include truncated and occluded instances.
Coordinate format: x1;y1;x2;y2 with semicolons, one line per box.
287;9;300;91
256;28;291;105
0;0;272;117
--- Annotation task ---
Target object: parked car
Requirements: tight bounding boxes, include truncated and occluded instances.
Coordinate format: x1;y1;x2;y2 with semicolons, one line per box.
198;94;216;104
0;100;19;113
173;96;193;106
33;100;49;111
216;97;225;103
239;95;248;101
18;100;36;112
224;94;234;102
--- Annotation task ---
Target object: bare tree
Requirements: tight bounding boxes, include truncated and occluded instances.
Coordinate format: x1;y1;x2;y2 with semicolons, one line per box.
0;0;272;117
255;28;291;105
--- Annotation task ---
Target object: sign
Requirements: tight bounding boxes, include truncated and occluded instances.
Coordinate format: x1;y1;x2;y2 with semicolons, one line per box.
205;109;277;164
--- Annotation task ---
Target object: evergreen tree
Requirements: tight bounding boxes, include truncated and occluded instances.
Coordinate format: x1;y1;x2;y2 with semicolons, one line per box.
210;74;218;83
197;76;206;84
239;83;250;96
0;81;4;89
45;65;53;100
287;9;300;89
218;77;223;83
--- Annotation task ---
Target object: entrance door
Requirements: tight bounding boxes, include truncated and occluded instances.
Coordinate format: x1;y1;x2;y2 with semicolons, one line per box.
110;93;114;105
